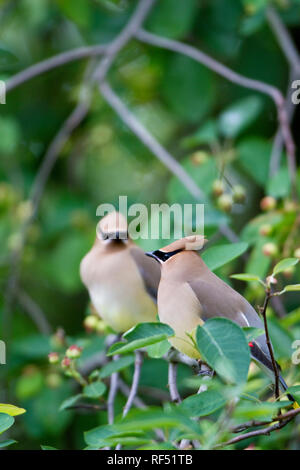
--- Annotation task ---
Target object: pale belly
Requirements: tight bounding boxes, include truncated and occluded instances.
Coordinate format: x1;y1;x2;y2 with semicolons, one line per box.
158;282;203;359
89;283;157;333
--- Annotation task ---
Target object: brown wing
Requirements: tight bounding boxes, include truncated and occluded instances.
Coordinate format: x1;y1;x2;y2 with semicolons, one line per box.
130;246;161;302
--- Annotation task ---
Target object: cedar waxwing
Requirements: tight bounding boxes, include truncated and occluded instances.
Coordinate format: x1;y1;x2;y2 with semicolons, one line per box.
146;235;299;408
80;211;160;333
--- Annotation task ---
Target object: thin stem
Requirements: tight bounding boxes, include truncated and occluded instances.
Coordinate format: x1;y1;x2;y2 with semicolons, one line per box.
122;350;143;418
136;28;297;200
92;0;156;83
99;81;205;200
168;362;181;403
16;289;52;335
260;289;280;400
116;350;143;450
6;45;106;92
107;371;119;425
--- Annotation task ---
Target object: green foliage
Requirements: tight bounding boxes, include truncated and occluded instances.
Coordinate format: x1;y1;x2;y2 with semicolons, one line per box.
1;0;300;452
107;322;174;356
202;242;248;271
196;319;250;385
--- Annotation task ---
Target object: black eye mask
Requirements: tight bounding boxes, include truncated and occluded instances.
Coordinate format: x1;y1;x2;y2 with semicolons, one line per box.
149;248;183;262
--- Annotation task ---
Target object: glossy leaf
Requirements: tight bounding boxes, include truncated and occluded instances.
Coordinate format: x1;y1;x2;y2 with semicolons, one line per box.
202;243;248;271
196;318;250;384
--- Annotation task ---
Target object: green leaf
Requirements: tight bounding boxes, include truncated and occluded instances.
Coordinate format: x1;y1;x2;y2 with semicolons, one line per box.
146;0;197;39
181;120;218;148
268;318;293;359
272;258;299;276
0;439;17;448
0;404;26;416
218;96;263;138
146;339;171;358
0;414;14;434
107;322;174;356
99;355;135;379
196;318;250;384
59;394;83;412
237;138;272;186
267;167;291;198
231;273;261;282
243;327;265;343
83;381;106;399
282;284;300;293
202;243;248;271
180;390;226;417
162;54;216;123
41;445;58;450
85;407;200;447
234;401;290;422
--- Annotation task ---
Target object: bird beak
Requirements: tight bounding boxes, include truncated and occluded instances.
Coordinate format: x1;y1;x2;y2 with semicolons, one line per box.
146;251;159;262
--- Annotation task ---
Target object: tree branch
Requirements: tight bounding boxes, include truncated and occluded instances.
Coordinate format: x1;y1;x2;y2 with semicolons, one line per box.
92;0;156;83
6;45;106;93
168;361;181;404
135;28;297;199
16;289;52;335
107;371;119;425
99;81;205;200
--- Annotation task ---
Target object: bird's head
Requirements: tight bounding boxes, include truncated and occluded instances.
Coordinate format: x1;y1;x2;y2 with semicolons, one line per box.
146;235;207;264
96;211;129;243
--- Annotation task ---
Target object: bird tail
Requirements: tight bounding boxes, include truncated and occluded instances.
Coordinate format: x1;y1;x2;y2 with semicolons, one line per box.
250;341;299;409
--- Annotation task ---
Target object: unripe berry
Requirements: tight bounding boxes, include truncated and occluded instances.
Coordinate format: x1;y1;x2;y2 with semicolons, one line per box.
66;345;82;359
259;224;272;237
84;315;99;332
294;248;300;259
61;357;71;369
232;185;246;203
48;352;59;364
95;319;107;334
217;194;233;212
260;196;276;211
191;151;208;166
262;242;278;257
212;179;225;197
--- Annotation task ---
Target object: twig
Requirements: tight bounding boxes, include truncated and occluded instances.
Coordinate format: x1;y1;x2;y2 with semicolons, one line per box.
92;0;156;83
6;45;106;92
232;406;300;433
16;289;52;335
215;415;295;449
3;82;90;338
99;81;205;200
122;350;144;418
168;362;181;404
107;371;119;425
135;28;297;199
116;350;144;450
68;403;106;412
266;6;300;74
260;289;280;400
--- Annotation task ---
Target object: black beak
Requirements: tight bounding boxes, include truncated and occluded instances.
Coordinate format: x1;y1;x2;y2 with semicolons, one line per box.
145;251;159;262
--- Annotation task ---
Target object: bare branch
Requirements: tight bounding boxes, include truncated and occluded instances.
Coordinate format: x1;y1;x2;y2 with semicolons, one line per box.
215;414;295;449
107;371;119;425
6;45;106;93
93;0;156;83
168;362;181;404
99;81;205;200
16;289;52;335
122;350;144;418
136;28;297;199
266;6;300;75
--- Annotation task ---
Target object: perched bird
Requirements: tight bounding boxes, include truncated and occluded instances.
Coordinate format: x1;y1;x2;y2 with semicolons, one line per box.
146;235;299;408
80;211;160;333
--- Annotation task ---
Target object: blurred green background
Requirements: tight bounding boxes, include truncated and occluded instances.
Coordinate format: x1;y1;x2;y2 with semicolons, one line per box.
0;0;300;450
